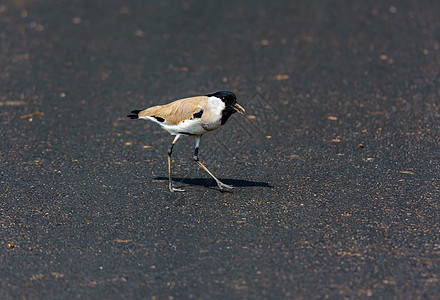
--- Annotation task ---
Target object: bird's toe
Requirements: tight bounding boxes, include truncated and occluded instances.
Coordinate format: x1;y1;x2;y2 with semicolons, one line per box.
218;182;234;190
170;186;185;192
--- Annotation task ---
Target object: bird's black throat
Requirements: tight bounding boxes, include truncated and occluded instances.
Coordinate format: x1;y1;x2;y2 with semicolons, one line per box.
221;106;236;125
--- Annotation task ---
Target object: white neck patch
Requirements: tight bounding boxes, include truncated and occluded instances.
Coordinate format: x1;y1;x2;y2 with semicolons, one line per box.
207;96;226;116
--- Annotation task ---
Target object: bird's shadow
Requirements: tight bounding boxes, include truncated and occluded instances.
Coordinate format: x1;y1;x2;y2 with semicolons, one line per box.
154;177;271;189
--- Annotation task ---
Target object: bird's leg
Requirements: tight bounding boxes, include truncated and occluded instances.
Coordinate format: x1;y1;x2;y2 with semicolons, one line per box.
196;160;234;190
168;135;184;192
193;136;233;191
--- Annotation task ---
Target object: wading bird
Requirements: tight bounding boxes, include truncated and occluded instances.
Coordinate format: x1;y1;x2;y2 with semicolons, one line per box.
127;91;245;192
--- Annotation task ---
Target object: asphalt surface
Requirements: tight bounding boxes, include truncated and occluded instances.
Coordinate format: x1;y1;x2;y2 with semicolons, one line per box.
1;0;439;299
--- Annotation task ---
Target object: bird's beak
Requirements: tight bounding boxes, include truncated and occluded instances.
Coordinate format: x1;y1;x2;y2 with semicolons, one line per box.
232;103;245;115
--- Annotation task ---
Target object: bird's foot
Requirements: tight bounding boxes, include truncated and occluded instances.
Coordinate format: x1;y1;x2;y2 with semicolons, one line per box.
217;181;234;191
169;184;185;192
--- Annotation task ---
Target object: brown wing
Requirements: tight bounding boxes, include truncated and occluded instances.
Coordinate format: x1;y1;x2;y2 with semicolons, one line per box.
138;96;207;125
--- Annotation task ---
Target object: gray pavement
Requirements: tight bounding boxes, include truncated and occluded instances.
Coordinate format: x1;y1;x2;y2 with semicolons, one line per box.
1;0;439;298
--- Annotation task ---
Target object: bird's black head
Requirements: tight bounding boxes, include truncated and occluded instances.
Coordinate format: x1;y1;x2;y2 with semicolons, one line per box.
206;91;237;106
206;91;245;125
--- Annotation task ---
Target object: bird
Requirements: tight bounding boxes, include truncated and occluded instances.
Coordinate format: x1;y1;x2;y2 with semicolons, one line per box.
127;91;245;192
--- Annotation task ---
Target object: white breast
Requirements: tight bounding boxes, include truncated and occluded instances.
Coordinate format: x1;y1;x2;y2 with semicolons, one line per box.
201;96;225;131
207;96;225;117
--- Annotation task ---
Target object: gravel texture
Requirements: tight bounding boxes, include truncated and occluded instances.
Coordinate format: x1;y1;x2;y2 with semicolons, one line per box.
1;0;439;298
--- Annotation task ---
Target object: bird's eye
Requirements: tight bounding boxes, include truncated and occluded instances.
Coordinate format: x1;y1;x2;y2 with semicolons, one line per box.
221;97;225;100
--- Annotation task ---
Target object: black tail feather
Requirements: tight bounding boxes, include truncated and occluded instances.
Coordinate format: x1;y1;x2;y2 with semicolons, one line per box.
127;110;142;119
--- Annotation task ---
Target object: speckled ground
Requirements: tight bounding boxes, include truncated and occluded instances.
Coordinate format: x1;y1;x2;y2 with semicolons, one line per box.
1;0;439;298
